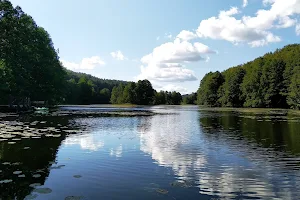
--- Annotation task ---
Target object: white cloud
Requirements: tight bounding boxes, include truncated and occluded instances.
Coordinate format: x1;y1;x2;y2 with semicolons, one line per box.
110;50;127;61
219;7;240;18
138;63;197;82
263;0;275;6
61;56;105;71
137;39;216;83
197;7;282;47
243;0;248;8
296;24;300;35
156;36;160;40
176;30;197;41
243;0;299;30
141;40;216;64
197;1;300;47
157;84;188;94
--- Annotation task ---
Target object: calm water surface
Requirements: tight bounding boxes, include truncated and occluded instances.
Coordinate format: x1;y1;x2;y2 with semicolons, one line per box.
1;106;300;199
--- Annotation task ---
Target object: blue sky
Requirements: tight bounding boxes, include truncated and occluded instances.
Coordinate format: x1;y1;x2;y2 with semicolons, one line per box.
10;0;300;94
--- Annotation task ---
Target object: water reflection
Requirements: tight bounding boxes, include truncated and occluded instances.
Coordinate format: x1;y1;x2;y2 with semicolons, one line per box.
139;108;300;199
1;107;300;199
64;134;104;151
110;144;123;158
0;136;65;199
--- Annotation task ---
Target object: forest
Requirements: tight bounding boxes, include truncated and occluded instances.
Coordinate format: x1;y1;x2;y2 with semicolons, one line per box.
197;44;300;109
0;0;184;107
1;0;300;109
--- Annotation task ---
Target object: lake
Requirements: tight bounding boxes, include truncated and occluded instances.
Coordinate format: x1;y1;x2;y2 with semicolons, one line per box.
1;105;300;200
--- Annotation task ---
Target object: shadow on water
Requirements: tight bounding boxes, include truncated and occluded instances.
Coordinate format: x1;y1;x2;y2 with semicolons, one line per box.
0;115;72;200
199;110;300;155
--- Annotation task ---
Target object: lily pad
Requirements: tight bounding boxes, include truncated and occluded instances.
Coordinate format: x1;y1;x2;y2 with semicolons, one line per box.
13;170;23;175
50;164;65;169
33;188;52;194
8;142;16;144
24;194;38;200
24;147;31;150
0;179;13;184
2;162;11;165
18;174;26;178
29;183;42;187
32;174;41;178
156;188;168;195
12;162;21;166
73;175;82;178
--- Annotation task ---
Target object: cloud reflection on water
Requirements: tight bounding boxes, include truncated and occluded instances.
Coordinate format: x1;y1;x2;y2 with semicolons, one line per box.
64;134;104;152
137;110;300;199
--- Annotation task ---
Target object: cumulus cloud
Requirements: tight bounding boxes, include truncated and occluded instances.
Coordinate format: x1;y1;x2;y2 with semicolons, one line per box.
110;50;127;61
141;40;216;64
138;63;197;82
197;1;300;47
243;0;299;30
61;56;105;71
243;0;248;8
197;7;282;47
176;30;198;41
137;39;216;82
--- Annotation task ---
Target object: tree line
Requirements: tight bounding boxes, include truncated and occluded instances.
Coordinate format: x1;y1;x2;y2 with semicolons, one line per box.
64;70;128;105
0;0;65;107
4;0;299;109
0;0;186;107
110;80;183;105
197;44;300;109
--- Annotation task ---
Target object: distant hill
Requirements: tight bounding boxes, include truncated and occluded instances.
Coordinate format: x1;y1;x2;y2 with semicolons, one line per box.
64;69;129;105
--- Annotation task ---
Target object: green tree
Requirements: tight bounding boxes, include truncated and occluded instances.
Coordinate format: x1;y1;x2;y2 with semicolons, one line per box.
241;59;264;107
170;91;182;105
78;76;94;104
219;67;245;107
260;58;286;107
110;84;125;104
197;71;224;107
0;1;65;106
287;66;300;109
123;82;137;104
154;91;166;105
183;93;197;105
99;88;111;104
135;80;154;105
